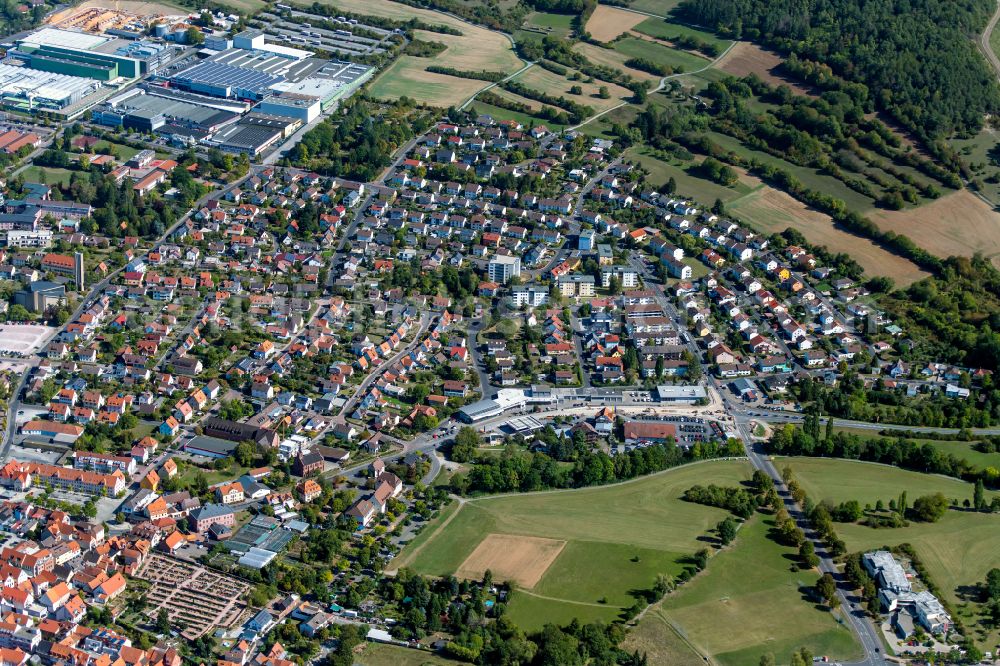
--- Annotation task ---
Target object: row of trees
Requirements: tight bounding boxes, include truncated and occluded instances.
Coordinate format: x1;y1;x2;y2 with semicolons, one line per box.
768;422;1000;490
456;436;742;495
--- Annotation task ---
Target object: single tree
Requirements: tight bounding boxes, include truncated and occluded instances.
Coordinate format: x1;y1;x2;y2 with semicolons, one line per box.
717;517;738;546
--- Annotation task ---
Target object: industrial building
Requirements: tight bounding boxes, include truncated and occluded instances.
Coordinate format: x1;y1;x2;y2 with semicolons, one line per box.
0;62;102;113
167;37;374;118
93;89;239;136
0;28;172;117
16;28;171;79
263;61;375;121
205;120;284;156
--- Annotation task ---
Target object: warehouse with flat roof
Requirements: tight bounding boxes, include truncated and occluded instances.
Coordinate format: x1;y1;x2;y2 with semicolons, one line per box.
170;58;285;100
92;90;239;133
205;121;283;156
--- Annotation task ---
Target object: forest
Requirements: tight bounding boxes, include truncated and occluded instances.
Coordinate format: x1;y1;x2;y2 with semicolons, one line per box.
679;0;1000;140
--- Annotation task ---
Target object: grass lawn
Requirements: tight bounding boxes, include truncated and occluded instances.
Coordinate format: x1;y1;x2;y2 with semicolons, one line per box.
780;456;994;508
704;130;878;212
173;461;250;490
21;166;75;186
613;36;710;73
576;102;638;138
470;101;563;130
532;540;689;607
506;591;622;630
573;42;661;83
92;139;140;161
633;17;733;51
832;427;1000;472
356;643;461;666
948;129;1000;201
661;514;862;666
783;457;1000;650
628;0;684;16
626;145;760;203
621;608;707;665
394;460;753;627
523;10;574;37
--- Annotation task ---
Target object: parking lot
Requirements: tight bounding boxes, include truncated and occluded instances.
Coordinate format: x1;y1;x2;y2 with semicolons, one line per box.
6;440;64;465
0;324;55;355
254;9;394;58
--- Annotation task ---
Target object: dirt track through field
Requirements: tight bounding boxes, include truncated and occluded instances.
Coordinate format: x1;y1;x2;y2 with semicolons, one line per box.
456;534;566;588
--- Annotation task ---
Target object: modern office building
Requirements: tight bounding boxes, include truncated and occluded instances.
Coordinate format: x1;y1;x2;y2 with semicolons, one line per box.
5;230;52;248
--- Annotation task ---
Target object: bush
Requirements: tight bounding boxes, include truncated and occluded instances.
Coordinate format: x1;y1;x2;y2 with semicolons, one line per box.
911;492;948;522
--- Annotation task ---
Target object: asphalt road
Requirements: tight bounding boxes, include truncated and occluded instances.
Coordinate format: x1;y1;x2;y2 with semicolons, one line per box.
336;312;433;418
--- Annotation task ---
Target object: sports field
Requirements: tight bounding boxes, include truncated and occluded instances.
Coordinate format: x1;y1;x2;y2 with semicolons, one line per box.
321;0;525;107
782;458;1000;622
393;459;752;630
660;515;862;666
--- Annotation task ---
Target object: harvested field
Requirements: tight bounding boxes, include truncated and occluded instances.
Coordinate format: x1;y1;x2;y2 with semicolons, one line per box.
370;64;488;107
313;0;524;107
456;534;566;588
728;187;931;286
586;5;646;42
491;86;545;112
713;42;812;97
867;190;1000;268
572;41;660;83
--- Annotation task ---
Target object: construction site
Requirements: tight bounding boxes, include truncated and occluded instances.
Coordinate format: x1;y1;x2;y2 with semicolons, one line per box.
47;1;190;36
